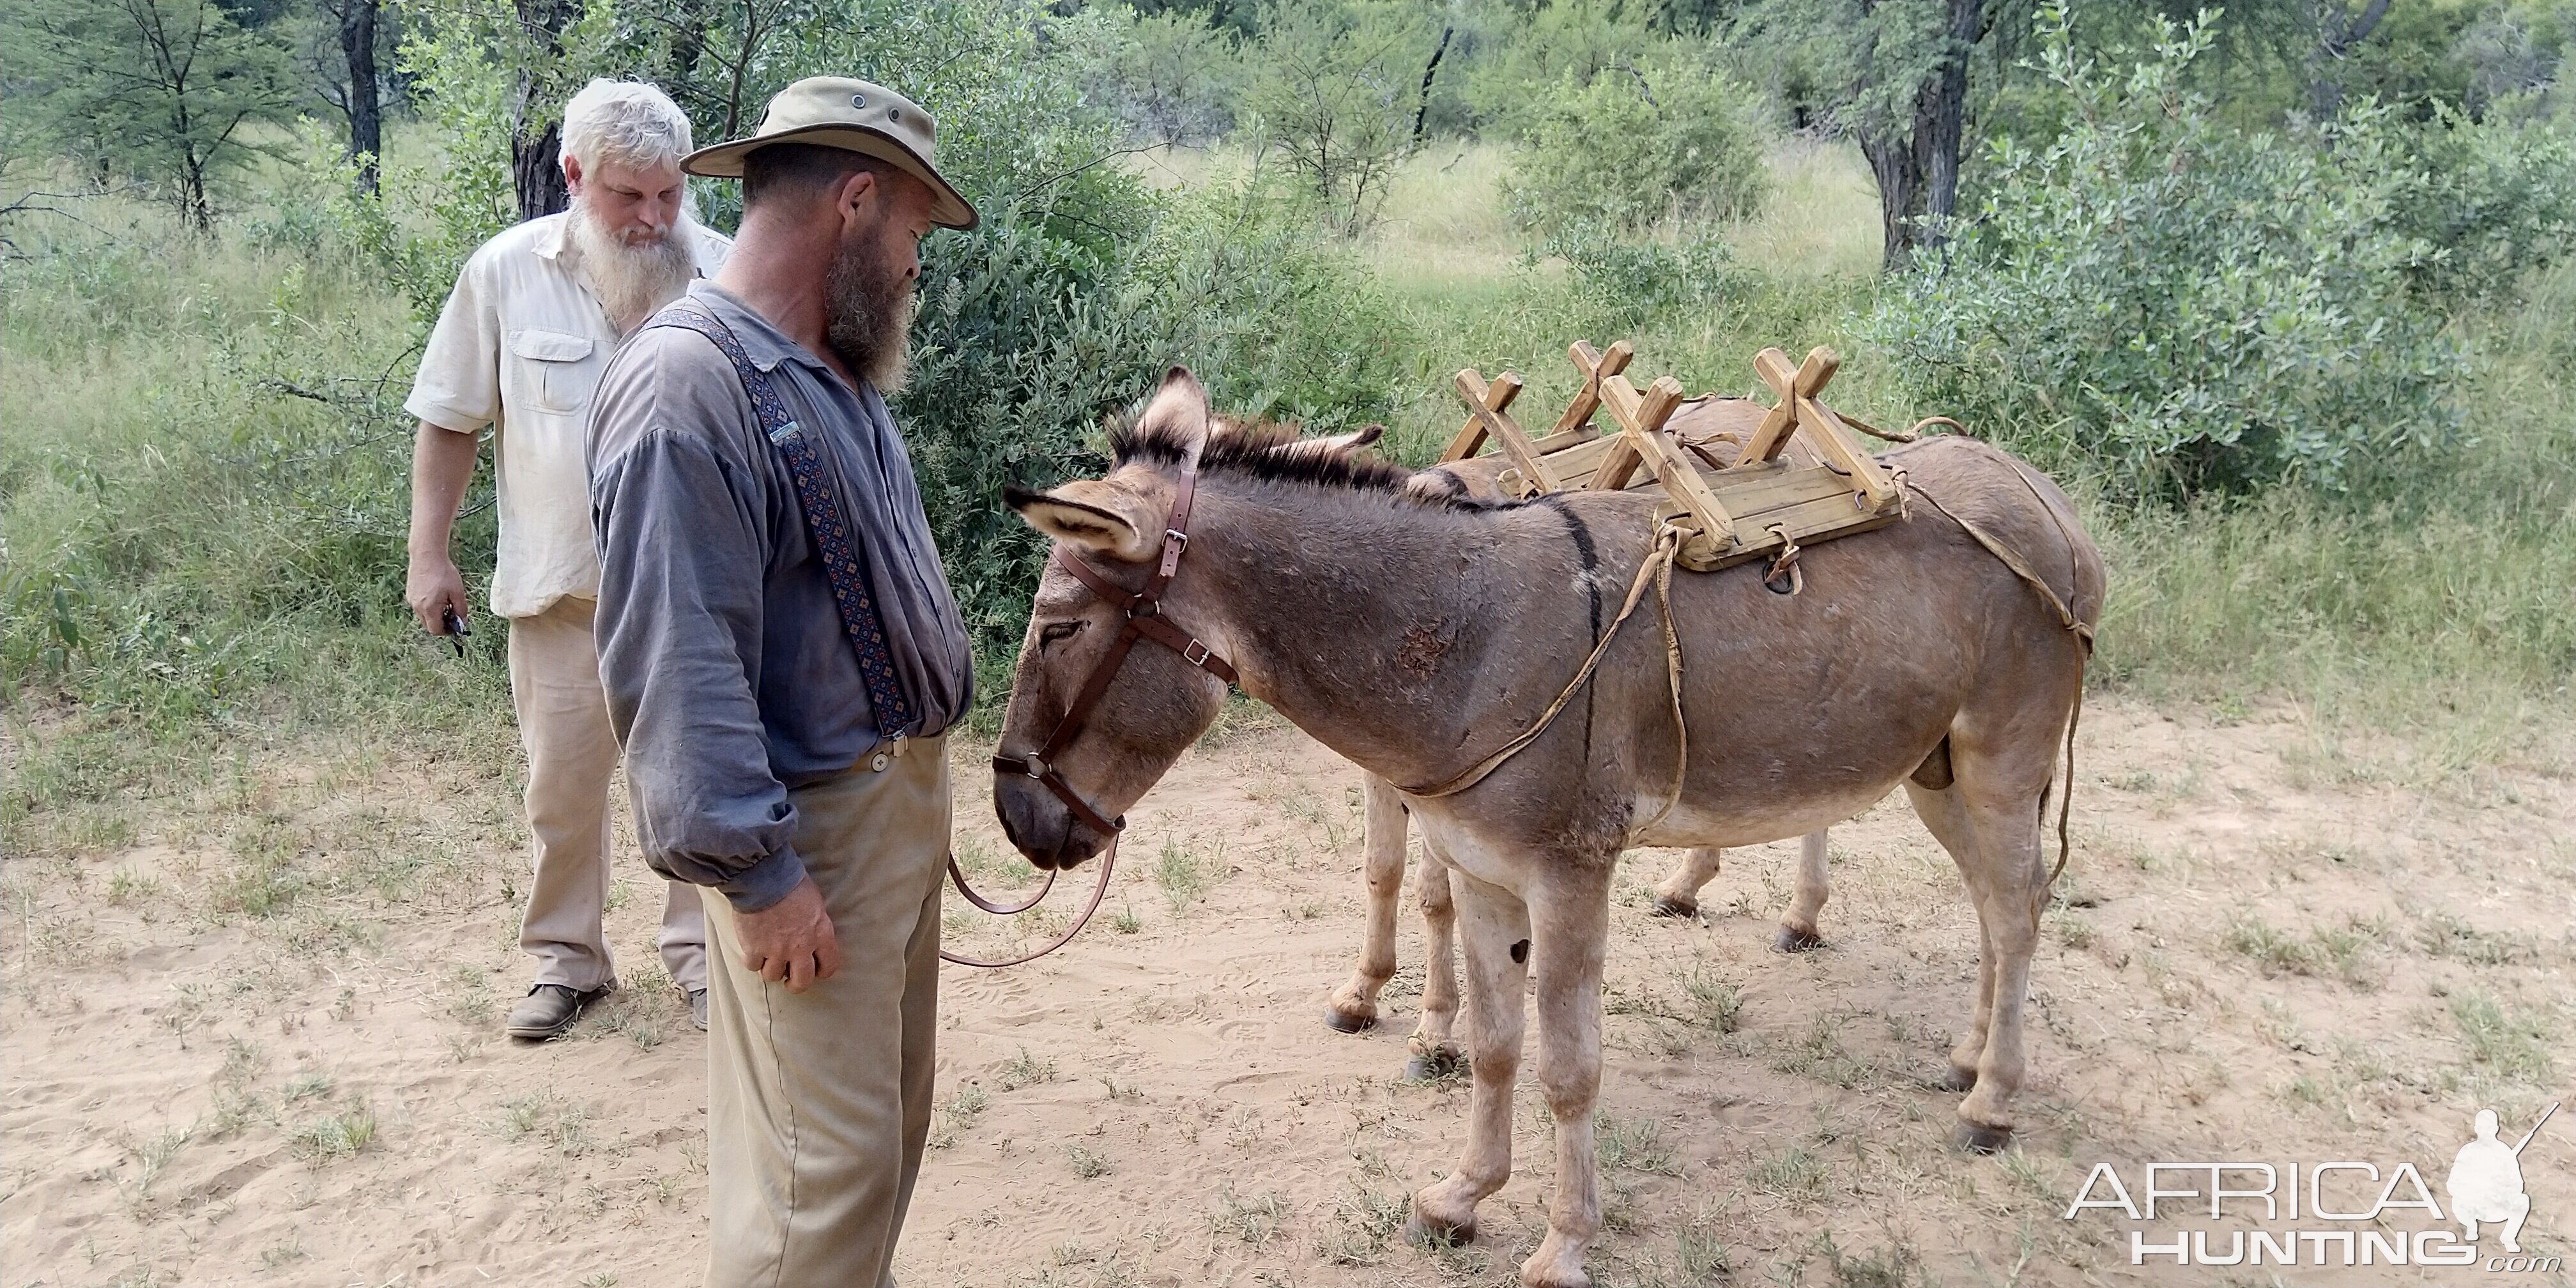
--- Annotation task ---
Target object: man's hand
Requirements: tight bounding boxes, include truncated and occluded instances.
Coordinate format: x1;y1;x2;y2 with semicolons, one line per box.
406;420;480;636
407;554;471;635
734;876;841;992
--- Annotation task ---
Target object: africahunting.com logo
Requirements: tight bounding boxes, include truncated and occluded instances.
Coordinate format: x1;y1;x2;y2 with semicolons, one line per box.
2063;1103;2559;1271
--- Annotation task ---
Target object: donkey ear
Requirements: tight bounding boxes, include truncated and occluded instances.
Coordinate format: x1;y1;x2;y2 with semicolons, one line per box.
1135;366;1210;454
1004;479;1162;563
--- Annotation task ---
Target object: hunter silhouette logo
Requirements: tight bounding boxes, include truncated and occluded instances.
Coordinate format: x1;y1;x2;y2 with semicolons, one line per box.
2448;1103;2556;1254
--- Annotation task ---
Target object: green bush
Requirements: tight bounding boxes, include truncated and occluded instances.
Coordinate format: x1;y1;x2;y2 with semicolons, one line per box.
1506;54;1770;236
1865;15;2474;502
2388;104;2576;306
1241;0;1436;233
907;172;1402;692
1098;9;1243;146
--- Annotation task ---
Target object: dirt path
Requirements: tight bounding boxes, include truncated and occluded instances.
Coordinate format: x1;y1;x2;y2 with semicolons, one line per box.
4;700;2572;1287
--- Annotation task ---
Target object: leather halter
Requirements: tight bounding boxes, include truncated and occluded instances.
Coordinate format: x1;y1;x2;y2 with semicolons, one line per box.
991;455;1238;840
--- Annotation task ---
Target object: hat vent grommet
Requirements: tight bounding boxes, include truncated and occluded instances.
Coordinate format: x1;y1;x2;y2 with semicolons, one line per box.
889;107;901;121
850;93;866;107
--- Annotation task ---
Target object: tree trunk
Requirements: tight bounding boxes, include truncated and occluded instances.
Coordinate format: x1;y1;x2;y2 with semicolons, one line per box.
1413;26;1452;147
338;0;381;194
1917;0;1978;232
1862;0;1980;272
1859;128;1922;272
510;0;576;222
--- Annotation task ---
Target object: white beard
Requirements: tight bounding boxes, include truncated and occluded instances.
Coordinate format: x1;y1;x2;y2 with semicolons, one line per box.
571;197;697;333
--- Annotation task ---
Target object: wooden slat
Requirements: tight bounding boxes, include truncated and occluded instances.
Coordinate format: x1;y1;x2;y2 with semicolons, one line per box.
1528;423;1602;454
1455;369;1561;494
1439;368;1523;463
1551;339;1634;436
1716;492;1904;559
1709;463;1860;516
1790;395;1899;510
1592;375;1657;490
1740;346;1839;466
1602;374;1739;549
1535;433;1626;487
1591;437;1646;491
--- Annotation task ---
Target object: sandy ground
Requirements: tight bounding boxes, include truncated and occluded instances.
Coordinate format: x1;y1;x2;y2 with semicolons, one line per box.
4;698;2573;1288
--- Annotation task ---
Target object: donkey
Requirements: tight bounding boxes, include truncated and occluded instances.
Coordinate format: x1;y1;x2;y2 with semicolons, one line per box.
1293;421;1834;1075
995;371;2101;1288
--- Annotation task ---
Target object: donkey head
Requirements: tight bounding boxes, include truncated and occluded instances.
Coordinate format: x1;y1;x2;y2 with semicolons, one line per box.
995;369;1239;870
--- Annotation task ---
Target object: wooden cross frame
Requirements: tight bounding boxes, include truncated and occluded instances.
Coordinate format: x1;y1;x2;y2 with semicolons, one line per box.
1446;369;1560;494
1738;346;1898;510
1441;339;1910;572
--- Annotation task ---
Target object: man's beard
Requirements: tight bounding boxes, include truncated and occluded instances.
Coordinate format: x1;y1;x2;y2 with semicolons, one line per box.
571;195;696;332
823;224;916;393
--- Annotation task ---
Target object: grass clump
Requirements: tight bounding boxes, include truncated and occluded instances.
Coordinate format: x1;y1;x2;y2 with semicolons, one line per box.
1153;837;1214;912
2451;992;2557;1085
996;1047;1059;1091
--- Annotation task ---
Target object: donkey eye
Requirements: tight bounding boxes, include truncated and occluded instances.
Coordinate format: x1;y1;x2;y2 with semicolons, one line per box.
1038;620;1084;646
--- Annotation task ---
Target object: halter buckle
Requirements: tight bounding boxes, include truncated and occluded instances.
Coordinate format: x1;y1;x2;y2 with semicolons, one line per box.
1182;640;1211;668
1163;528;1189;551
1019;753;1048;780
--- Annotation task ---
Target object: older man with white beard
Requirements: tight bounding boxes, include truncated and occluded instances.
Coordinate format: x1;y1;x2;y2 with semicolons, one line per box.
404;79;731;1040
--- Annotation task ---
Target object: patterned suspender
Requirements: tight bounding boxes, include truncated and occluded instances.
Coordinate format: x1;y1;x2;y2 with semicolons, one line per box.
649;303;917;737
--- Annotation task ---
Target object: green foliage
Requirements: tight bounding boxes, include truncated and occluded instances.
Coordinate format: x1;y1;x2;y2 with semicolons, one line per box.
1098;8;1244;145
1241;0;1436;232
0;215;510;737
1506;52;1769;235
907;170;1401;682
2388;104;2576;304
1866;14;2477;500
1;0;298;228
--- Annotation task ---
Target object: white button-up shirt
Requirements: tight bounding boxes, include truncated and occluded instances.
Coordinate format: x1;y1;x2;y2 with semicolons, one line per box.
405;211;732;618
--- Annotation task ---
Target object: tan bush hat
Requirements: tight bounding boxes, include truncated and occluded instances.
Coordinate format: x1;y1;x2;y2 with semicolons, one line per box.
682;76;977;229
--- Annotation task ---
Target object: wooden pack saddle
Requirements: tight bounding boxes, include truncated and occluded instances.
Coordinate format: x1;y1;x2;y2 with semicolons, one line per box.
1443;341;1907;572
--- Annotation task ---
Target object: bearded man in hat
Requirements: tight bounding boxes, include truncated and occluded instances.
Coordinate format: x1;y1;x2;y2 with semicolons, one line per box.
405;78;726;1040
585;77;977;1285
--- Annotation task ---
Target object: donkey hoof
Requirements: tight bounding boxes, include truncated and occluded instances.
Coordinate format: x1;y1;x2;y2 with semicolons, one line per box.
1403;1049;1464;1082
1323;1006;1378;1034
1406;1211;1476;1248
1953;1121;2014;1154
1937;1064;1979;1093
1648;895;1698;919
1772;926;1825;953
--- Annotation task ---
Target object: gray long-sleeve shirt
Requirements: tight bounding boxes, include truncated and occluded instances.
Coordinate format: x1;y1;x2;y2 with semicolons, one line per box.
587;282;972;911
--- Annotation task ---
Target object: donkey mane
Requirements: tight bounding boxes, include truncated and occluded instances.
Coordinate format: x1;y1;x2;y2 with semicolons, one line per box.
1107;416;1517;512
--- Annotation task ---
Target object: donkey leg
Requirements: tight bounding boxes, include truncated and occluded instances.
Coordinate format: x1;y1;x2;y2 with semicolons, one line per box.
1409;869;1529;1245
1520;878;1613;1288
1949;789;2046;1153
1906;783;1997;1094
1328;774;1411;1034
1648;847;1722;919
1405;854;1464;1080
1774;830;1831;953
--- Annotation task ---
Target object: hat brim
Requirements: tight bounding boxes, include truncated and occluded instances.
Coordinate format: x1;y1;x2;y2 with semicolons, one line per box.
684;125;978;231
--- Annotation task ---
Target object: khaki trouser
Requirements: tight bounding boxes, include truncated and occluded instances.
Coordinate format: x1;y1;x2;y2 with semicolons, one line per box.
508;597;707;993
701;735;948;1288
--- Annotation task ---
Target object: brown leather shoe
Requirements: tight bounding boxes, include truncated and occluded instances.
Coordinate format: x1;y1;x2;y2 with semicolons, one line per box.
506;983;610;1039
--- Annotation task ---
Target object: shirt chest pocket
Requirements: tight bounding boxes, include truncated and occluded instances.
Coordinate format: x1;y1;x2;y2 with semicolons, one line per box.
503;328;601;417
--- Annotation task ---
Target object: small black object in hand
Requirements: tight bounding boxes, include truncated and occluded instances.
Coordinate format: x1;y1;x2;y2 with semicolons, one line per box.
440;606;470;657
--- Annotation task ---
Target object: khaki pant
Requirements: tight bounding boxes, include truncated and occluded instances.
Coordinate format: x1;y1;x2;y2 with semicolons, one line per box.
700;736;949;1288
509;597;707;993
